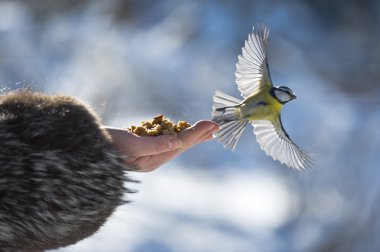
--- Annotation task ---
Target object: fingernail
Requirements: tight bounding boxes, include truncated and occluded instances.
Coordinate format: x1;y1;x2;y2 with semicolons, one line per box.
169;139;182;149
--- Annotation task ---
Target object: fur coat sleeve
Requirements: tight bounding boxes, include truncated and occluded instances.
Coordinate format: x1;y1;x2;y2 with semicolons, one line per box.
0;91;131;251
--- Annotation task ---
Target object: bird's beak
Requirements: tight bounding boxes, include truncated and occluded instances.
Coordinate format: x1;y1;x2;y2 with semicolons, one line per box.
291;94;297;99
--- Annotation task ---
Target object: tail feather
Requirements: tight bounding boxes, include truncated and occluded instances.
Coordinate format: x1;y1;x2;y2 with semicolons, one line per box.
212;90;242;123
213;90;242;109
212;91;247;150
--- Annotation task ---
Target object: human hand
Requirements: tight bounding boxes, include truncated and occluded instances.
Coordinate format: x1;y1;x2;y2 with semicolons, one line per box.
104;121;219;172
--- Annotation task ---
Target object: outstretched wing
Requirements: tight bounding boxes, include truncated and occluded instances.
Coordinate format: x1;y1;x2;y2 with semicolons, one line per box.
251;117;313;170
235;25;273;98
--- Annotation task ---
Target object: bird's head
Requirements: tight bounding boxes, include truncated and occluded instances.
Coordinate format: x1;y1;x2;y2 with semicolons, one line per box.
271;86;297;104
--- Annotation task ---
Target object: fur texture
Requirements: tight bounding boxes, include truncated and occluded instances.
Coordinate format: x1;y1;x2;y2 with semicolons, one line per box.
0;91;133;251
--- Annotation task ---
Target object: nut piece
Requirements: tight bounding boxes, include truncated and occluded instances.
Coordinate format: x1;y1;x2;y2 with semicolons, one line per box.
128;115;191;136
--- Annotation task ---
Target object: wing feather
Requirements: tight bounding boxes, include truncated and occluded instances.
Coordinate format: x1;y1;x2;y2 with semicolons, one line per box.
214;120;248;151
251;118;313;170
235;25;272;98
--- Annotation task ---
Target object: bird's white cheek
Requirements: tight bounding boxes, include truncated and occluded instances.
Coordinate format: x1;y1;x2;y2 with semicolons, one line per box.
275;91;291;103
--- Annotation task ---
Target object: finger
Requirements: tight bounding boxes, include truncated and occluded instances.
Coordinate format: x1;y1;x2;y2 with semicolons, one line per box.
193;124;219;145
179;120;219;148
183;130;216;150
195;132;215;144
203;134;214;141
129;149;181;172
129;134;182;156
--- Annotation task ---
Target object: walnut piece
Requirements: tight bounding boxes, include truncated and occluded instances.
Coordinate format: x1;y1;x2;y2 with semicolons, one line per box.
128;115;191;136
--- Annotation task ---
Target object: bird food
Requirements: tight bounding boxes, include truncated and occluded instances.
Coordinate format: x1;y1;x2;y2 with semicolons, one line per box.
128;115;191;136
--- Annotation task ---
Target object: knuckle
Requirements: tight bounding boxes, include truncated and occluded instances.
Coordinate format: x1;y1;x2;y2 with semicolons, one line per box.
155;139;167;153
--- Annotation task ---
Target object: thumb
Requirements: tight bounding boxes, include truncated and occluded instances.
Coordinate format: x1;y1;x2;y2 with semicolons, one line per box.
132;135;183;156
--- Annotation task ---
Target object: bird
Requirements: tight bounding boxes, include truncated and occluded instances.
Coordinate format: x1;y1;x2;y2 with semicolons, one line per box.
211;24;312;170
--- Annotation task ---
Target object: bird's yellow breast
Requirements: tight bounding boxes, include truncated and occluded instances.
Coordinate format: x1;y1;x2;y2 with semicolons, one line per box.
239;91;282;121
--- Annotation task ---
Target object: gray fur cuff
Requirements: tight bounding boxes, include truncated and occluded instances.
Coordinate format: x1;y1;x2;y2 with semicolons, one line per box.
0;91;132;251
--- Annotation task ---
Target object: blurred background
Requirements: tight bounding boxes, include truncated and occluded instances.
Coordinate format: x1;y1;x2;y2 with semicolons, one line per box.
1;0;380;251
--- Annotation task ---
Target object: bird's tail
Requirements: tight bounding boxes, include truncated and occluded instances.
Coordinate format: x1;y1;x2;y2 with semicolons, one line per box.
212;90;248;151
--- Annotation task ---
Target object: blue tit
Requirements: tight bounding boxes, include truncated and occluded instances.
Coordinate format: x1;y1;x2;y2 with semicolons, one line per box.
211;25;312;170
